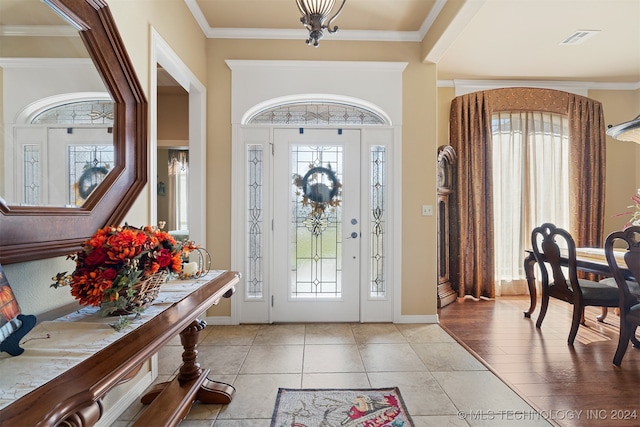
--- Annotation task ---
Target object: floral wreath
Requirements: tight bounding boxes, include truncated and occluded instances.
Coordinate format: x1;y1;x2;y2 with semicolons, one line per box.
293;165;342;213
77;166;110;199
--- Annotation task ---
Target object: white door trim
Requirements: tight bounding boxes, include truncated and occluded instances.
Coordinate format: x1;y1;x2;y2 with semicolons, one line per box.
232;123;400;324
150;27;207;247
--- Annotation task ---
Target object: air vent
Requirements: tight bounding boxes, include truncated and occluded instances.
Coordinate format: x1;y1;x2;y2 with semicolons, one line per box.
560;30;600;45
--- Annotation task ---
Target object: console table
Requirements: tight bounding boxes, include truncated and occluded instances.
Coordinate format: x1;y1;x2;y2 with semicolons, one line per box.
0;270;239;427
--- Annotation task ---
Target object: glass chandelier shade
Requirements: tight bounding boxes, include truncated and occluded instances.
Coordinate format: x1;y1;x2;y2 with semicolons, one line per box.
296;0;347;47
607;114;640;144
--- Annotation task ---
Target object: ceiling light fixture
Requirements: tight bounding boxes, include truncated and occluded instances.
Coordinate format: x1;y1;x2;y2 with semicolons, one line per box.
296;0;346;47
607;114;640;144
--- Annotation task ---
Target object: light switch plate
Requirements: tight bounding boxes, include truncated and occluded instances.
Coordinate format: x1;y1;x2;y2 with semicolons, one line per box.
422;205;433;216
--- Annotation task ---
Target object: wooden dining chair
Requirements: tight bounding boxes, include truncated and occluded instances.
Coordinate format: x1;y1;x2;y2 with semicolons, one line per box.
604;226;640;366
531;223;619;345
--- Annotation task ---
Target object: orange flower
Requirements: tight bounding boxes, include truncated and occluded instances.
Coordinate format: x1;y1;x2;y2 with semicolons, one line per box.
51;224;193;311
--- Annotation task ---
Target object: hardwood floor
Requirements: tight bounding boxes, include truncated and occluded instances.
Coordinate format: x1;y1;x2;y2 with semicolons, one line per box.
439;296;640;427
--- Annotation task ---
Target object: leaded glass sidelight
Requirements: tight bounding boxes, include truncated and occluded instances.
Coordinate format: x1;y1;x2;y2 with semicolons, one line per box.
23;145;41;205
247;145;264;299
290;145;344;298
370;146;386;297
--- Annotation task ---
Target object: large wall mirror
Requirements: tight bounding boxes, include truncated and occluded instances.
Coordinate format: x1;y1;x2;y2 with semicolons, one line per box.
0;0;147;264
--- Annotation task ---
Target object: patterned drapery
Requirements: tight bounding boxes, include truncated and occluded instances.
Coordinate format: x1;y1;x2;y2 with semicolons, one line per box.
449;88;606;299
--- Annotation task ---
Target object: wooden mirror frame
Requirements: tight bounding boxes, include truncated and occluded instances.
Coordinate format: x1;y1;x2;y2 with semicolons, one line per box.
0;0;147;265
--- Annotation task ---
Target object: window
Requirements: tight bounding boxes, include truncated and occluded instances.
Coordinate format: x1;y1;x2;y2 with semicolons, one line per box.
168;150;189;231
491;111;569;295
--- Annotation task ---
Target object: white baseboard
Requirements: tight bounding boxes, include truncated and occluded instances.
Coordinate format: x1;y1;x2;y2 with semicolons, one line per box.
204;315;235;326
204;315;439;325
395;314;439;324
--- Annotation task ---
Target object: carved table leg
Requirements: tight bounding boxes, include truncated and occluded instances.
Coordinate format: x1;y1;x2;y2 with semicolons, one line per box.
140;319;236;406
523;251;537;318
177;319;207;382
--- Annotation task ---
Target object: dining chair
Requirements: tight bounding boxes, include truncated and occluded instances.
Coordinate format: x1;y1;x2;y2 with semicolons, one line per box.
531;223;619;345
604;226;640;366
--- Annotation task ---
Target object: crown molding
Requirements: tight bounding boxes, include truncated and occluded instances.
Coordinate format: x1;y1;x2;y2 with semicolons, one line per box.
438;79;640;91
208;27;423;42
225;59;408;72
185;0;440;43
0;57;94;68
0;24;78;37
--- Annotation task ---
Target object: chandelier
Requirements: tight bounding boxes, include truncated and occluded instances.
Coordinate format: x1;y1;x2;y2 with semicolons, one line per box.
296;0;347;47
607;114;640;144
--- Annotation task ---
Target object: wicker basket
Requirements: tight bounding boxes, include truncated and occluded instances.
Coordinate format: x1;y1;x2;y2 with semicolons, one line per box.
109;271;168;315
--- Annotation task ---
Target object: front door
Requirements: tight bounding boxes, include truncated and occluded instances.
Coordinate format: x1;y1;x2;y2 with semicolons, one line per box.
272;128;361;322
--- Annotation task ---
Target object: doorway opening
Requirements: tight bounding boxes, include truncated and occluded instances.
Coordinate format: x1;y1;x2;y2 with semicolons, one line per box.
150;29;206;248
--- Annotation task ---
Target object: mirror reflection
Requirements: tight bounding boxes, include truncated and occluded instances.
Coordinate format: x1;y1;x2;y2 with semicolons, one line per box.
156;65;190;241
0;0;114;207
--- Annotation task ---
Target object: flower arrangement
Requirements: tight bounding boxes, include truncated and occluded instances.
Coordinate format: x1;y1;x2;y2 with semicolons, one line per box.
51;224;197;315
617;189;640;229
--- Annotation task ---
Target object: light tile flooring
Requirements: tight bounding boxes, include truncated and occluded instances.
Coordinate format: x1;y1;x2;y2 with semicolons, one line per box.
114;323;553;427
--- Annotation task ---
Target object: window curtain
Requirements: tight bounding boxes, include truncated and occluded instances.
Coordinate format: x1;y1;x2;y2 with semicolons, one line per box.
449;88;606;299
492;111;569;296
167;149;189;231
449;91;495;299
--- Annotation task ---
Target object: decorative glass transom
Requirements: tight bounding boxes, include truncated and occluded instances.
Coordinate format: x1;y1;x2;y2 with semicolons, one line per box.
31;100;114;125
248;103;385;125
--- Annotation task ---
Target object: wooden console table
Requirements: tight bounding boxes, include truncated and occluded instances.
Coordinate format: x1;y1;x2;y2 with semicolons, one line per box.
0;270;239;427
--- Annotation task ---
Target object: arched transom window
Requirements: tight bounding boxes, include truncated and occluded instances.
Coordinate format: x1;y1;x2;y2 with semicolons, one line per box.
31;100;114;125
248;102;386;125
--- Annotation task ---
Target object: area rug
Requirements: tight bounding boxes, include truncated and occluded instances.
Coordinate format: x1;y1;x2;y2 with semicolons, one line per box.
271;387;414;427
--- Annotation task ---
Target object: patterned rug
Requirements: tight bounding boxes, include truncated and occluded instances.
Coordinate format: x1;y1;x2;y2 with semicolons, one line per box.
271;387;414;427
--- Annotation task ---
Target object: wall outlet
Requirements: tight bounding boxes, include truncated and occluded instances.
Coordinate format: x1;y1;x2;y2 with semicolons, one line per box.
422;205;433;216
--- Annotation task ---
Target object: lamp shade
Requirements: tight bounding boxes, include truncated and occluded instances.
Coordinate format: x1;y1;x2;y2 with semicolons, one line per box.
607;114;640;144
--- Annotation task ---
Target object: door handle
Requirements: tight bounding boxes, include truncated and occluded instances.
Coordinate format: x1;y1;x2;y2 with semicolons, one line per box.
349;232;358;239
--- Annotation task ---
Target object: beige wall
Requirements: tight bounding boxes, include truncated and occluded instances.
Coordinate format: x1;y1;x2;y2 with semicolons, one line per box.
204;38;440;317
589;89;640;236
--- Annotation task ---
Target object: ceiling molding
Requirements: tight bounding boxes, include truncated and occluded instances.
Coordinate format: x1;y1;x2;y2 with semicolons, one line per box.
438;79;640;91
208;27;423;42
186;0;436;43
417;0;448;40
0;57;94;68
0;24;78;37
226;59;408;72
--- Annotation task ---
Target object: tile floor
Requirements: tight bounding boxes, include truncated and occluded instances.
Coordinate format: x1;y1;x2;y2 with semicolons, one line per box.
113;323;553;426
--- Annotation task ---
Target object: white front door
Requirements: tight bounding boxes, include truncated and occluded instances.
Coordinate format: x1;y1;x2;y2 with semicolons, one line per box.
272;128;361;322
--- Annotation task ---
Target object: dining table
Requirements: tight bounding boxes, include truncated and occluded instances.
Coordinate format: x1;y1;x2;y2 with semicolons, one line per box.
523;247;632;319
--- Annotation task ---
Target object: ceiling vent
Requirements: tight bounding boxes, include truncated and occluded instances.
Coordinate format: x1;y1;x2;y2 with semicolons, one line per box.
560;30;600;45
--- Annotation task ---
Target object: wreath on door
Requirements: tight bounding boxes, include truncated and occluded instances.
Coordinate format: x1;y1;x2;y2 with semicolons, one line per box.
77;166;110;199
293;164;342;214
